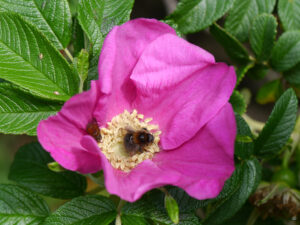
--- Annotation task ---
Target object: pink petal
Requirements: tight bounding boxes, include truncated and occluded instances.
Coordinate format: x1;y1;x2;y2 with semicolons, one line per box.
37;81;102;174
95;18;176;123
85;103;235;202
154;103;236;199
131;34;236;149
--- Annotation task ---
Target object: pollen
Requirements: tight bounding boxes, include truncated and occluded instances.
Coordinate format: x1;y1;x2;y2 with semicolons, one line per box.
98;109;161;172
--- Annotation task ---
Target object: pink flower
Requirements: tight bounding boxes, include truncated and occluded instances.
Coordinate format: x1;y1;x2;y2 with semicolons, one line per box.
37;18;236;202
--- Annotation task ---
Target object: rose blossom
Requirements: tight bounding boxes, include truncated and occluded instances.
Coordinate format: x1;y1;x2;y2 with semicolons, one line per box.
37;18;236;202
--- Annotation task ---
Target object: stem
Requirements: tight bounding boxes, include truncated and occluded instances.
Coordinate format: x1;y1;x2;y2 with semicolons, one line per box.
79;79;84;93
64;48;74;62
158;187;169;195
282;149;291;169
246;208;260;225
115;200;126;225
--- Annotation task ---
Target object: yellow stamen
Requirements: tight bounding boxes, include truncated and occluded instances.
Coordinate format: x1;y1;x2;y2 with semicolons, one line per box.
98;109;161;172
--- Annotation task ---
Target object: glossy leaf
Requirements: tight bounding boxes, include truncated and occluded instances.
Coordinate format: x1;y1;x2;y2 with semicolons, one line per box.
250;14;277;61
270;31;300;72
203;159;261;225
0;184;50;224
9;142;87;199
230;91;246;115
0;83;61;135
235;114;254;159
225;0;276;42
0;13;79;101
210;23;250;64
44;195;116;225
278;0;300;31
0;0;72;49
77;0;134;56
254;89;298;156
166;0;234;34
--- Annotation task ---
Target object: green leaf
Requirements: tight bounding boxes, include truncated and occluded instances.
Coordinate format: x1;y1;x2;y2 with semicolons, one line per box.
235;114;254;159
210;23;250;64
278;0;300;31
284;63;300;86
0;13;79;101
165;195;179;224
225;0;276;42
0;0;72;49
122;196;201;225
203;159;261;225
270;31;300;72
254;89;298;156
166;0;234;34
230;91;246;115
72;18;85;57
77;0;134;56
0;184;50;224
43;195;116;225
9;142;87;199
256;79;283;104
0;83;61;135
74;49;89;91
250;14;277;61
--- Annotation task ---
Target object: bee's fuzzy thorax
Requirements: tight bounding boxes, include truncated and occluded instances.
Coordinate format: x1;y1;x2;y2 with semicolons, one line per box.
98;109;161;172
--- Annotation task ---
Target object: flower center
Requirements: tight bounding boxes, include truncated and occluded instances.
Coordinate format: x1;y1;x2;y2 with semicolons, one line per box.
98;109;161;172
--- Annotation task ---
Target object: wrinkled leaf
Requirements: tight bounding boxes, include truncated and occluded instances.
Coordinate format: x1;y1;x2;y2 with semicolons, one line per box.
0;0;72;49
254;89;298;156
44;195;116;225
77;0;134;56
0;13;79;101
122;196;201;225
0;83;61;135
271;31;300;72
250;14;277;61
9;142;87;199
166;0;234;34
278;0;300;31
203;159;261;225
225;0;276;42
0;184;50;225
